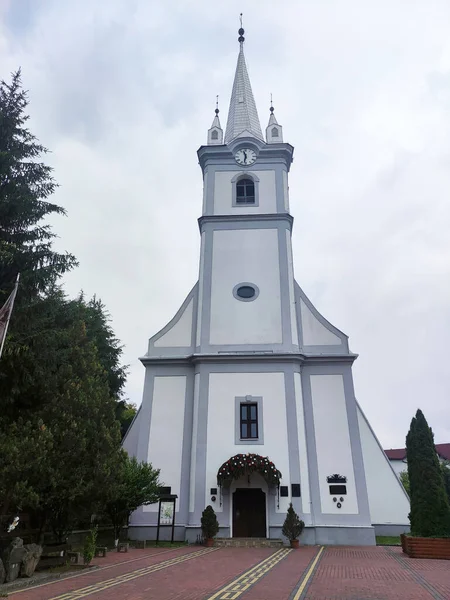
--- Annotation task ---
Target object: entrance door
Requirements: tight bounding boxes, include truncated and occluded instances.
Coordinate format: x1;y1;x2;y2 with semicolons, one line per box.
232;488;266;538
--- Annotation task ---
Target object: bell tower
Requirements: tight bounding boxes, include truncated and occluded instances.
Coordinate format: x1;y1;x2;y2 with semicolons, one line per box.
196;26;297;353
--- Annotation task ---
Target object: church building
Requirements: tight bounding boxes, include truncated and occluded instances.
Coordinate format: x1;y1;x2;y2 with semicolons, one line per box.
123;27;410;545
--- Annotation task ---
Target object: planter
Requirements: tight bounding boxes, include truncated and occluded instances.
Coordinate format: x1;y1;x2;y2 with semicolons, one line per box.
205;538;214;547
290;539;299;549
401;534;450;560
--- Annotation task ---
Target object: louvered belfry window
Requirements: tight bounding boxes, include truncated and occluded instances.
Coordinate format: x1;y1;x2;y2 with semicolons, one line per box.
236;178;255;204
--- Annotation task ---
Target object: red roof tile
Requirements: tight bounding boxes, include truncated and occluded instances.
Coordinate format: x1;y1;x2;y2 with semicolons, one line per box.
384;443;450;461
435;443;450;461
384;448;406;460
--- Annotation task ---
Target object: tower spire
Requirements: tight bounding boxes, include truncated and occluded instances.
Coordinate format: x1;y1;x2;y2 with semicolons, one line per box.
224;18;264;145
207;95;223;145
266;95;283;143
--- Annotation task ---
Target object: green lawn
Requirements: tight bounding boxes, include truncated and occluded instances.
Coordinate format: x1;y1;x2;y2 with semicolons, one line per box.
376;535;401;546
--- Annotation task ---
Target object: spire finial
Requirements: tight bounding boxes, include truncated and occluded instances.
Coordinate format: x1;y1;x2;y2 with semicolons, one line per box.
225;16;264;144
270;93;274;113
238;13;245;44
215;95;219;115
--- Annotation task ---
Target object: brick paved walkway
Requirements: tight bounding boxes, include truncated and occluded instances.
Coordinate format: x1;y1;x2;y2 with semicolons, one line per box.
8;545;450;600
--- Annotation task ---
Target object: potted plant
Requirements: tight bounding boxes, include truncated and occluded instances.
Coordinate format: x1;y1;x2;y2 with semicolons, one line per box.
282;503;305;549
201;505;219;547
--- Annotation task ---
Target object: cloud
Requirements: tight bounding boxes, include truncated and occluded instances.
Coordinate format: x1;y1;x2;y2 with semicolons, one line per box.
1;0;450;447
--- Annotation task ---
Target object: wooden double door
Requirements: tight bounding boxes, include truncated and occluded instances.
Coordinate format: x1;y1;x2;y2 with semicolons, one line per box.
232;488;267;538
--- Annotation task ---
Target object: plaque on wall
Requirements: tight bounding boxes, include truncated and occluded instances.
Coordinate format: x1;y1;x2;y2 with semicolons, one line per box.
291;484;301;497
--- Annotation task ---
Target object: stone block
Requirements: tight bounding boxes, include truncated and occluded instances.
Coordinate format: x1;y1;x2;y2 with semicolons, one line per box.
20;543;43;577
67;551;83;565
2;537;25;583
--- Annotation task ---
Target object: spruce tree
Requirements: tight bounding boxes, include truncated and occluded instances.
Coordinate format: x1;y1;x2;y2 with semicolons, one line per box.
282;502;305;541
0;69;77;300
406;409;450;537
0;71;127;531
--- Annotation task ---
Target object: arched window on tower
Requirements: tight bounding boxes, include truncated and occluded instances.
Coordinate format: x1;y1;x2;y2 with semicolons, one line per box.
211;130;219;140
271;127;279;138
236;178;255;204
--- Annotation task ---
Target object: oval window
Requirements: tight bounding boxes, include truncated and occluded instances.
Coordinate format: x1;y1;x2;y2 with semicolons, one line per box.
236;285;255;299
233;283;259;302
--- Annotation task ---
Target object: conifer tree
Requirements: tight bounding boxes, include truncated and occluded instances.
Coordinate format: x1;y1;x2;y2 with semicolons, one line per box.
0;69;77;301
282;502;304;541
0;71;127;531
406;409;450;537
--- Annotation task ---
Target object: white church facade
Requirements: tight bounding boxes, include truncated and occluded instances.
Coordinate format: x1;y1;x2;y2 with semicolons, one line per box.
123;28;410;545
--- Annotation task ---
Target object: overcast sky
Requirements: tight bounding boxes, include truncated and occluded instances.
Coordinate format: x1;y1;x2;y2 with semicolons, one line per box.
1;0;450;449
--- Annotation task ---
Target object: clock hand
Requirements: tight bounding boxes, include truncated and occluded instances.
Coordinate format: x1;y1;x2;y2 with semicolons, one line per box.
243;150;247;164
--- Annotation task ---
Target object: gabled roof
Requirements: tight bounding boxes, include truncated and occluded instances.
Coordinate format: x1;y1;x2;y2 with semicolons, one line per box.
384;443;450;461
384;448;407;460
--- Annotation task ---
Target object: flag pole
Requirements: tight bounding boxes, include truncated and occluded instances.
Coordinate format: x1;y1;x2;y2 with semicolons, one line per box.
0;273;20;360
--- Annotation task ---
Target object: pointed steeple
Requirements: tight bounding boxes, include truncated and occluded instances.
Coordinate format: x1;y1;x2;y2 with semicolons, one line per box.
224;23;264;145
266;97;283;143
207;96;223;145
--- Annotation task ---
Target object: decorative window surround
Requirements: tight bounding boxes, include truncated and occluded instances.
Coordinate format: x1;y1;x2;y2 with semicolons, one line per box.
235;395;264;445
232;282;260;303
231;172;260;207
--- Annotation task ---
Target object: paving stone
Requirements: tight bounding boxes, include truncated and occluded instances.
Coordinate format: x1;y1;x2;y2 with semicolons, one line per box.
8;545;450;600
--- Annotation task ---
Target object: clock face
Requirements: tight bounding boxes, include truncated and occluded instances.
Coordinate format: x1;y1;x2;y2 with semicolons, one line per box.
235;148;257;166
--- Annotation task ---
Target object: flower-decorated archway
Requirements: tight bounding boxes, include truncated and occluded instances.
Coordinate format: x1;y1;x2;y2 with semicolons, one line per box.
217;453;282;488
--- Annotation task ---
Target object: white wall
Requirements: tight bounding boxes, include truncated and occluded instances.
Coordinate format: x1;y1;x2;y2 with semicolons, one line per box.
389;456;447;476
189;373;200;513
209;229;282;345
205;372;290;515
154;298;193;347
390;459;407;476
357;405;410;524
196;232;206;346
300;299;341;346
214;170;276;215
310;374;358;514
294;373;310;515
285;231;299;346
202;171;208;214
122;409;141;456
282;170;289;212
145;376;186;512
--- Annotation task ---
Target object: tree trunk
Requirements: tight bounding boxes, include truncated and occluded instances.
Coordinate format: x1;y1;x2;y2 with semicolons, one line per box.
37;512;47;545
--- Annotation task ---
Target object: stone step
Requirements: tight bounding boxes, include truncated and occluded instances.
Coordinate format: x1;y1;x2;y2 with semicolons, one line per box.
214;538;284;548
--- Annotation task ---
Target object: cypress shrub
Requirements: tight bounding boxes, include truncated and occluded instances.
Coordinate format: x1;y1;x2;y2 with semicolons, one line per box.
406;409;450;537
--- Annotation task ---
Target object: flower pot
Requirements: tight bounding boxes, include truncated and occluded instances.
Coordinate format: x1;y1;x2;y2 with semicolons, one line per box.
205;538;214;547
402;535;450;560
290;539;299;549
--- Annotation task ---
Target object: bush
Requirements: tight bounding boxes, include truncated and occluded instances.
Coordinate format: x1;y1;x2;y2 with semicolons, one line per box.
201;505;219;540
282;503;305;541
83;525;98;564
